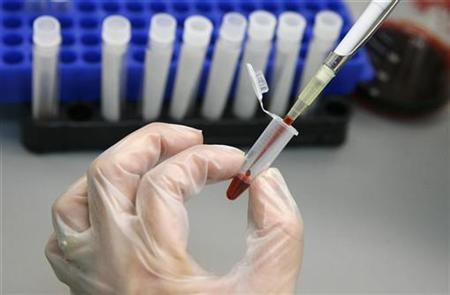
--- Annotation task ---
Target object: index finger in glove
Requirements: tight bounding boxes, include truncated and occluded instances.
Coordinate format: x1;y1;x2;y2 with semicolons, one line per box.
87;123;202;213
135;145;244;261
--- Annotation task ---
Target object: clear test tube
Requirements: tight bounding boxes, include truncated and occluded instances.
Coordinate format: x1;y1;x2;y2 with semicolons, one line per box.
269;12;306;116
232;10;276;120
201;13;247;120
32;16;61;120
142;13;177;121
101;15;131;122
227;114;298;200
299;11;342;92
169;16;213;120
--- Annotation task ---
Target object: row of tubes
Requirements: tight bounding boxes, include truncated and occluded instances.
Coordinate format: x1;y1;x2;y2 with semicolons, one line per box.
32;10;343;121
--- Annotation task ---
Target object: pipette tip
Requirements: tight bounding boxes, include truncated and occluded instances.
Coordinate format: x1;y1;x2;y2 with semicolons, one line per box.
283;116;294;125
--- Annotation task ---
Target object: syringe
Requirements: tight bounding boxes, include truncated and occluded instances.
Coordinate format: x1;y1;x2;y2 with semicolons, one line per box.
227;0;399;200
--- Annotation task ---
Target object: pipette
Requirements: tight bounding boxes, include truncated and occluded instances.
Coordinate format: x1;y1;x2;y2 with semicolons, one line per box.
227;0;399;200
298;11;342;96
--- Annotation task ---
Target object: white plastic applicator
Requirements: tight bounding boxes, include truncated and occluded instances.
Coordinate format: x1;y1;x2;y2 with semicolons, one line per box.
270;12;306;115
101;15;131;122
142;13;177;121
201;13;247;120
299;10;342;92
169;16;213;120
232;10;276;120
32;16;61;119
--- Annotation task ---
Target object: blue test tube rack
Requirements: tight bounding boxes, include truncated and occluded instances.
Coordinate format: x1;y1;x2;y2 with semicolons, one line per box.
0;0;373;104
1;0;373;152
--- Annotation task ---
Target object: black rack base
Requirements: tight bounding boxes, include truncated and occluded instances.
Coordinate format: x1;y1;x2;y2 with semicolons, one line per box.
22;97;351;153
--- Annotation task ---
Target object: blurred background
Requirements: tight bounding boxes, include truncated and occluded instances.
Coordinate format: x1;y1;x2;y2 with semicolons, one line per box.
1;0;449;294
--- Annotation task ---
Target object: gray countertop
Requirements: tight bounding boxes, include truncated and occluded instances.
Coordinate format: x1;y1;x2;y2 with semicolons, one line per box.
1;104;448;294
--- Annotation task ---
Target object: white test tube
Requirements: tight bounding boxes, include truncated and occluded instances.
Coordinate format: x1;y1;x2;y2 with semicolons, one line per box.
269;12;306;116
142;13;177;121
32;16;61;120
232;10;276;120
169;16;213;120
101;15;131;122
299;10;342;92
201;13;247;120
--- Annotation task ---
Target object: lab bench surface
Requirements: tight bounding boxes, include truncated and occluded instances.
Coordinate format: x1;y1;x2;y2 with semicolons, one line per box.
1;106;448;294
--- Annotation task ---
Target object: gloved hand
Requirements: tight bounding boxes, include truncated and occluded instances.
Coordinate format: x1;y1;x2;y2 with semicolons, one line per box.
46;123;304;294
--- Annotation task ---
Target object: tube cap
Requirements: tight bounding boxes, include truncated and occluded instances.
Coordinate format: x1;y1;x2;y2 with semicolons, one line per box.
248;10;277;41
102;15;131;46
247;63;268;100
33;16;61;47
313;10;343;41
219;12;247;43
277;12;306;42
150;13;177;44
183;16;213;46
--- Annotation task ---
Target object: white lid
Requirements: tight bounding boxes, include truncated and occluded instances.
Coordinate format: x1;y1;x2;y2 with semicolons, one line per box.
150;13;177;44
248;10;277;41
183;15;213;46
277;12;306;42
313;10;343;41
102;15;131;46
219;12;247;43
246;63;268;100
33;16;61;47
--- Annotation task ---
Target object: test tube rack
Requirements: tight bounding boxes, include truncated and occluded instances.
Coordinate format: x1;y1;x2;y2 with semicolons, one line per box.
0;0;372;152
22;97;351;152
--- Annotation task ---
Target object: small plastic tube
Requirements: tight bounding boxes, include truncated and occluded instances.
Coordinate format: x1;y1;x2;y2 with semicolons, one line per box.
101;15;131;122
32;16;61;120
299;11;342;92
142;13;177;121
201;13;247;120
269;12;306;115
169;16;213;120
226;114;298;200
232;10;276;120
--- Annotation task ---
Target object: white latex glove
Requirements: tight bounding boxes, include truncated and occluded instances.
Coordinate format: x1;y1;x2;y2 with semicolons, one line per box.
46;123;304;294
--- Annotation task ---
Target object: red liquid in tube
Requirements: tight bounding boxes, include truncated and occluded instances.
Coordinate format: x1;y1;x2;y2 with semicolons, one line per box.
226;116;294;200
227;171;251;200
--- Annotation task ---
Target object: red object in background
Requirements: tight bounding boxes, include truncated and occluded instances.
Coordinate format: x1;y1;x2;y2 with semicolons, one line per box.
414;0;450;11
356;20;449;118
383;20;450;66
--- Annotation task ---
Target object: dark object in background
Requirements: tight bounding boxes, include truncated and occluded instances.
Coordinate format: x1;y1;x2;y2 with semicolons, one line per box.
21;97;351;153
357;20;449;117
